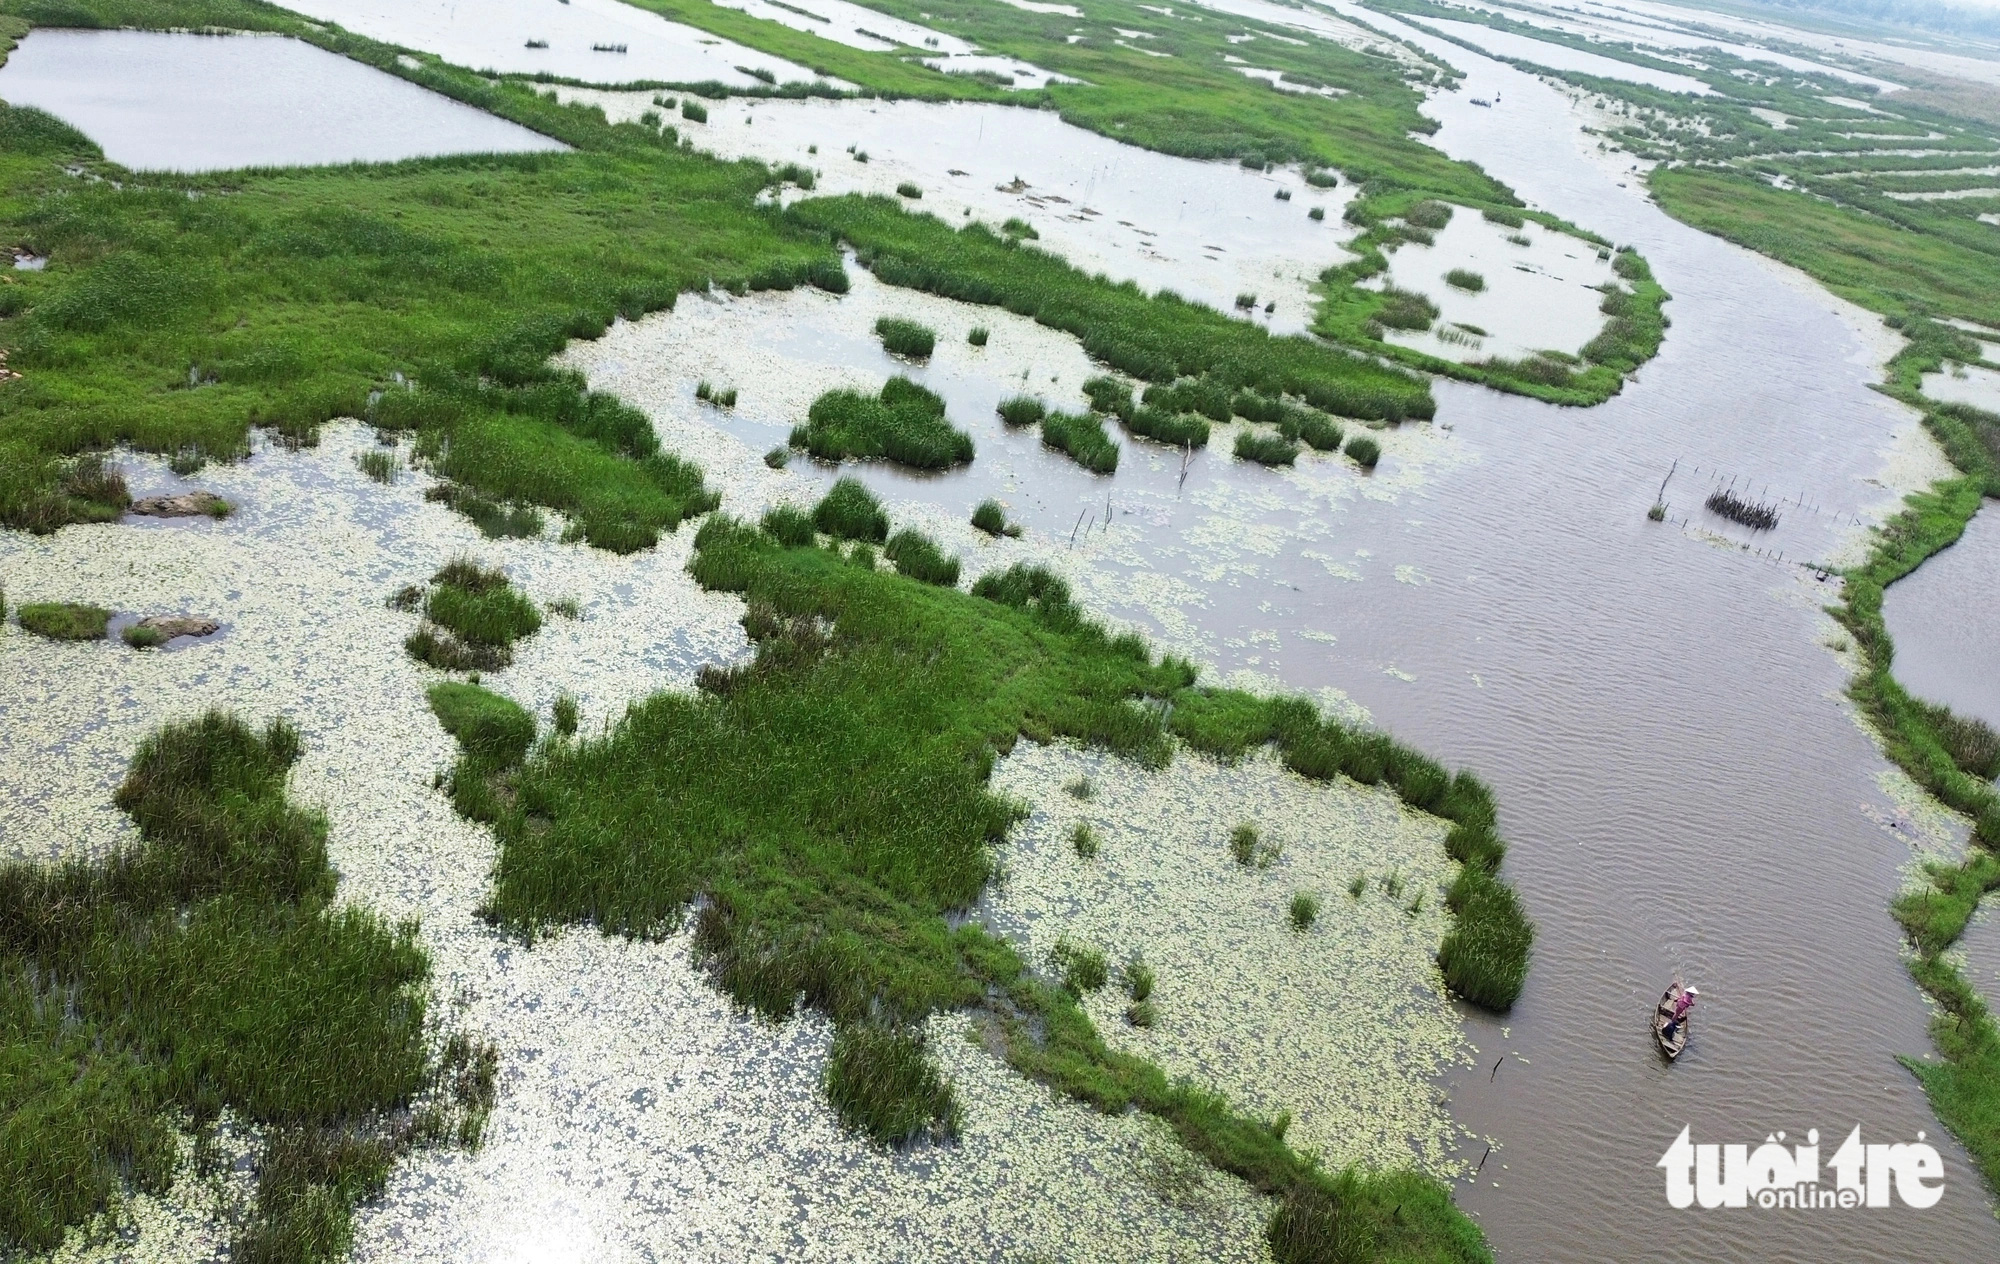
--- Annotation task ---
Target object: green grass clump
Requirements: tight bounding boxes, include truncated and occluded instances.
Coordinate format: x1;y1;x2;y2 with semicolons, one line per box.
968;325;988;346
874;316;937;360
1051;937;1110;995
1126;405;1211;449
1282;405;1343;451
1071;821;1099;859
1229;823;1260;867
1405;200;1453;230
1372;287;1438;332
1123;955;1155;1002
121;623;164;649
428;682;536;768
895;181;922;199
823;1023;960;1147
884;528;961;587
1064;775;1095;800
996;395;1047;428
405;559;541;671
1309;206;1325;221
1444;268;1485;292
810;476;889;542
16;601;111;641
1040;410;1120;473
790;376;972;469
1126;999;1158;1027
1482;207;1524;228
1082;375;1135;421
1345;435;1382;468
1348;875;1366;898
1289;891;1319;931
970;498;1016;537
546;595;581;619
681;98;707;122
0;712;491;1256
1001;216;1038;240
761;503;818;547
1234;430;1299;466
1438;868;1532;1010
426;560;542;646
764;445;790;469
553;693;580;737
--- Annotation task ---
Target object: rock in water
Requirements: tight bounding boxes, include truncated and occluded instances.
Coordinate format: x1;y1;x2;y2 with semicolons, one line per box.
137;615;221;640
130;491;230;517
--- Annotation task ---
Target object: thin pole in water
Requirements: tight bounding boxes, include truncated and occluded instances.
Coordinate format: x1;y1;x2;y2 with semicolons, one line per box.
1069;508;1087;546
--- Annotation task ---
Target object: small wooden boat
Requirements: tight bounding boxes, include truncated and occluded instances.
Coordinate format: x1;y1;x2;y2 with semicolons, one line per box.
1654;984;1692;1060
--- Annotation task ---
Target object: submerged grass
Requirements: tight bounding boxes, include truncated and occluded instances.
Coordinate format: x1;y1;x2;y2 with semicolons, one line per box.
0;712;490;1257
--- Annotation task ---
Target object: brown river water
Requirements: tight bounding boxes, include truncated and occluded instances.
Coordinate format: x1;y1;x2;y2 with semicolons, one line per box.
652;12;2000;1259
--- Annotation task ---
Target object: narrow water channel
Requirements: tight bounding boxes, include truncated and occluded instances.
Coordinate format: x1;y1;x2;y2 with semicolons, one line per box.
1273;8;2000;1257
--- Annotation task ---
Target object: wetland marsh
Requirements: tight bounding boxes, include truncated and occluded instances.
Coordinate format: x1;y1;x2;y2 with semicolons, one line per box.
3;0;2000;1260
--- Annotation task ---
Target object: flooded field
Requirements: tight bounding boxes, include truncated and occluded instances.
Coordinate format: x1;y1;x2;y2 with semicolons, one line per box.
1884;503;2000;735
1921;361;2000;414
1410;16;1714;93
278;0;820;87
0;29;565;171
559;89;1356;333
5;1;1999;1260
1370;209;1615;363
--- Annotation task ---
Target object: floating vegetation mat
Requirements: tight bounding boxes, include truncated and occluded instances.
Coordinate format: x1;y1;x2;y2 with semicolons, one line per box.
0;423;1285;1259
987;741;1468;1172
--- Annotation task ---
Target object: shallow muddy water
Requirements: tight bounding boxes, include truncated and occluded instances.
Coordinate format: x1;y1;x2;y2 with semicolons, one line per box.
1921;361;2000;415
559;89;1357;333
1430;0;1903;90
1884;502;2000;736
0;30;565;172
275;0;820;88
1373;209;1614;363
1411;15;1714;93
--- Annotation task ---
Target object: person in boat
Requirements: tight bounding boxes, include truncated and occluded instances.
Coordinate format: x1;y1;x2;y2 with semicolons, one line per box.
1662;986;1698;1043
